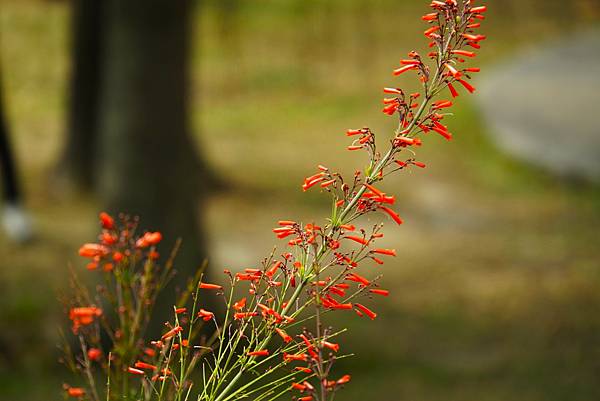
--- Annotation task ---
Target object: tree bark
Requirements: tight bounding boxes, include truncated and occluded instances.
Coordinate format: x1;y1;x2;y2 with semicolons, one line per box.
59;0;104;192
97;0;208;328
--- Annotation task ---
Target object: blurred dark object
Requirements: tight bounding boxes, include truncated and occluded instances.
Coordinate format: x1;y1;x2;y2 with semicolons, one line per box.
95;0;210;327
0;64;33;244
57;0;104;192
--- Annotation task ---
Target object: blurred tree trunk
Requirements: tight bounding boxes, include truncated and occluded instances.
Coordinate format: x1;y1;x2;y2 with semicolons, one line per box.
58;0;104;192
97;0;209;326
0;68;19;205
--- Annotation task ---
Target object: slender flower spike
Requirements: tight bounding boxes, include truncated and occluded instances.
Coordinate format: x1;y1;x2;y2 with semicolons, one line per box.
61;3;490;400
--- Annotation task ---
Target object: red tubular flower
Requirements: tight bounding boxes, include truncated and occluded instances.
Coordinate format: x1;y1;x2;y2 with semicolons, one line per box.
464;67;481;73
234;312;258;319
445;63;461;78
345;273;370;286
284;352;308;362
400;59;420;65
423;26;440;37
370;289;390;296
329;303;353;310
469;5;487;13
276;328;292;343
431;123;453;140
175;307;187;314
292;383;307;391
295;367;312;373
383;87;403;94
233;297;247;311
247;350;269;357
372;248;396;256
462;33;486;42
451;50;476;57
432;100;453;109
298;397;313;401
393;64;418;76
328;286;345;297
412;161;427;168
320;179;336;188
346;129;364;136
266;261;282;277
134;361;157;370
87;348;102;361
364;183;384;197
278;220;296;226
199;282;223;290
448;82;459;98
395;136;421;147
161;326;183;340
302;176;325;191
112;251;123;262
101;231;117;245
197;309;214;321
322;340;340;352
344;235;369;245
303;381;315;392
457;78;476;93
78;243;109;258
371;256;384;265
69;307;103;333
336;374;351;385
128;367;145;376
355;303;377;320
380;205;403;225
382;103;399;115
66;387;86;397
421;12;438;21
99;212;114;229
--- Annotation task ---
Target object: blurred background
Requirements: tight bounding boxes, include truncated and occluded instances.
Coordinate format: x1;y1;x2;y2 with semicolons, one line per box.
1;0;600;400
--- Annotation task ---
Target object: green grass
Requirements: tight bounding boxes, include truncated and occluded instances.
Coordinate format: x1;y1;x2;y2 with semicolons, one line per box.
1;0;600;400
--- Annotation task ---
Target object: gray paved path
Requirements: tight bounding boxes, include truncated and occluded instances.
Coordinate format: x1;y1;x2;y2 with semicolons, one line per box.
477;29;600;182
